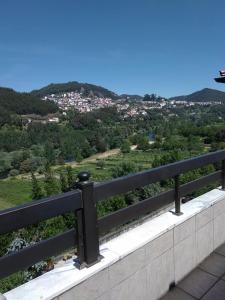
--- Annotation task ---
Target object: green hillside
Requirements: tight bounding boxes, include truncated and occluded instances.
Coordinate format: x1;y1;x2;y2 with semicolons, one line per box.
0;87;58;125
171;88;225;102
31;81;119;99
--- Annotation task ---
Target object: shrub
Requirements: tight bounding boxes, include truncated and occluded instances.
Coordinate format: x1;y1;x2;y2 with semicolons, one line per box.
9;169;19;177
120;140;131;153
0;272;26;293
96;160;105;169
111;162;139;178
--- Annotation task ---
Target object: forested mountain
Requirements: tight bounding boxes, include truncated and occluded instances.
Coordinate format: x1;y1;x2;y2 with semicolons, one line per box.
31;81;119;99
0;87;58;125
171;88;225;102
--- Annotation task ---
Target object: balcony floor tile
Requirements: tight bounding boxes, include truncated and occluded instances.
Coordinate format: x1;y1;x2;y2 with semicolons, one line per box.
161;242;225;300
177;268;217;299
201;280;225;300
199;253;225;277
215;243;225;257
160;287;196;300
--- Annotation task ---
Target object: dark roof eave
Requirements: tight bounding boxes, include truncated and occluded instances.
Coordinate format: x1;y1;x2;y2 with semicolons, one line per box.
215;77;225;83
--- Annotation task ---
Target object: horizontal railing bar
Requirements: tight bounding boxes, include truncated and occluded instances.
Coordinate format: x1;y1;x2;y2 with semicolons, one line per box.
98;189;175;234
0;229;76;279
0;190;82;235
180;170;221;197
98;171;222;234
94;150;225;202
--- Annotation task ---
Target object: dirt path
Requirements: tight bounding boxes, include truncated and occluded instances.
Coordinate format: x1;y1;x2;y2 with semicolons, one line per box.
14;148;121;180
65;148;121;167
131;145;137;150
9;146;141;181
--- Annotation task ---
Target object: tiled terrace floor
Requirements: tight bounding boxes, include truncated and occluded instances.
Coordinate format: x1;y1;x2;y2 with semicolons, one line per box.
161;242;225;300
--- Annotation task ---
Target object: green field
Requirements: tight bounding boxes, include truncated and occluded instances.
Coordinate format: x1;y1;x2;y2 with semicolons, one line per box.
0;148;204;211
0;178;32;209
56;150;156;181
0;150;157;210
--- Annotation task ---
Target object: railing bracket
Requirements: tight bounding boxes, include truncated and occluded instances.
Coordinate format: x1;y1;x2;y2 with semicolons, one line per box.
74;254;103;270
170;210;183;216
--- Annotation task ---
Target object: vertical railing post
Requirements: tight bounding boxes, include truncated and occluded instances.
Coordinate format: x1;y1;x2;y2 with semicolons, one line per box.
76;171;101;268
222;160;225;190
174;175;183;215
75;208;85;267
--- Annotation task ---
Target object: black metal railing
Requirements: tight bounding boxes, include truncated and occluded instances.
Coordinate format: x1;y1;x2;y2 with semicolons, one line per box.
1;150;225;279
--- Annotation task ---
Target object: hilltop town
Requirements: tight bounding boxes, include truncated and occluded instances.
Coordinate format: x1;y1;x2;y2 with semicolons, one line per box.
42;89;222;119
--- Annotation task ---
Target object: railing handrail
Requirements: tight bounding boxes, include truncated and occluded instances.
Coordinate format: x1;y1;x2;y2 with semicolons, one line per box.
94;150;225;202
0;149;225;280
98;170;222;234
0;189;82;235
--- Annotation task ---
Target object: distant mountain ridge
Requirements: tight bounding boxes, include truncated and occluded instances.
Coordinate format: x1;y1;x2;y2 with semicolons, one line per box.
170;88;225;102
33;83;225;103
31;81;119;100
32;82;168;101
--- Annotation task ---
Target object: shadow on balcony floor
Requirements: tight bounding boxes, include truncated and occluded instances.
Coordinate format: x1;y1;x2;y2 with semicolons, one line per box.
161;242;225;300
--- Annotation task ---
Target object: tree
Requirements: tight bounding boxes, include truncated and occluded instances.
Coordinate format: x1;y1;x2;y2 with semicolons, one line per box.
66;166;74;189
152;150;182;168
57;155;65;165
44;143;55;165
31;172;43;200
11;151;23;170
60;171;67;192
137;136;150;151
143;94;151;101
9;169;19;177
44;165;59;196
97;195;127;217
0;158;11;177
120;140;131;153
96;160;105;169
74;150;83;163
19;159;32;174
111;162;139;178
150;93;157;101
95;137;107;153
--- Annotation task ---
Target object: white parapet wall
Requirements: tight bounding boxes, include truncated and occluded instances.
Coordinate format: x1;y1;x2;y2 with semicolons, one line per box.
4;187;225;300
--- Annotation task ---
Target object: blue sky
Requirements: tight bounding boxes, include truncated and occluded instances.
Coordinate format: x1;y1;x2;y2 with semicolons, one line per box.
1;0;225;97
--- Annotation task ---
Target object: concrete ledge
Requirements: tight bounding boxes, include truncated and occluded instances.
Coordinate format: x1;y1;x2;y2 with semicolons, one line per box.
4;187;225;300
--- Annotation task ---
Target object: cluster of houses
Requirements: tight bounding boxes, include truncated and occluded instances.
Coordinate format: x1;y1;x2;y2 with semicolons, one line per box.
117;100;167;118
41;91;223;120
21;114;60;125
43;92;114;113
42;91;170;117
170;100;222;106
